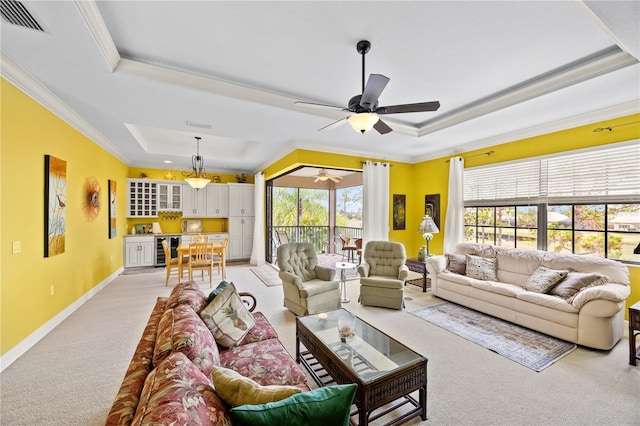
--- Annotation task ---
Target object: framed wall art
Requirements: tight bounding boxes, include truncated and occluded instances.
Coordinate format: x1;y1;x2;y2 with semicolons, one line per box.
425;194;441;230
44;155;66;257
109;179;117;238
393;194;406;230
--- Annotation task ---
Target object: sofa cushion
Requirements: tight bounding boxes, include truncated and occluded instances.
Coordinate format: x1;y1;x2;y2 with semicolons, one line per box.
238;312;279;345
200;283;256;348
153;304;220;376
166;281;208;313
445;253;466;275
131;352;232;426
523;266;568;293
549;272;609;301
465;254;498;281
542;252;629;285
219;338;308;386
495;248;545;286
211;365;301;407
469;279;526;298
229;384;357;426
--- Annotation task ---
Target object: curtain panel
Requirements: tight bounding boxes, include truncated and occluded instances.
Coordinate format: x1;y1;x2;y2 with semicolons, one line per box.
363;161;390;244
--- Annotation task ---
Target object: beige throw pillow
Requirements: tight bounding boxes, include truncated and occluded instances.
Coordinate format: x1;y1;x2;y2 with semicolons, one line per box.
524;266;568;293
211;365;301;407
465;254;498;281
549;272;609;301
446;253;466;275
200;283;255;348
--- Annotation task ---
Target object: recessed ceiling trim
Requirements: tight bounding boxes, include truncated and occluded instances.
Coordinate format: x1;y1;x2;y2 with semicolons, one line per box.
0;52;129;164
73;0;120;71
416;46;637;137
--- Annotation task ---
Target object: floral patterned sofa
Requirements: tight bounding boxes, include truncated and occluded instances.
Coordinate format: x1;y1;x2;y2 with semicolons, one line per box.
105;281;311;425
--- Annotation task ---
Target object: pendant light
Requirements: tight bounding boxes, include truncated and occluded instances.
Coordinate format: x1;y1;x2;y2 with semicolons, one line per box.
183;136;211;189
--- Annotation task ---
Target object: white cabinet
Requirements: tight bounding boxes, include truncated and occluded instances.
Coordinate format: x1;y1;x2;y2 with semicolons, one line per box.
228;216;254;260
182;185;207;217
124;236;155;267
127;179;158;218
158;183;182;211
228;183;254;217
206;184;229;217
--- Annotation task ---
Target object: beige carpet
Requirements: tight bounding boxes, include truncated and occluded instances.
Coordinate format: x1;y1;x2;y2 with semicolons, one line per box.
1;264;639;425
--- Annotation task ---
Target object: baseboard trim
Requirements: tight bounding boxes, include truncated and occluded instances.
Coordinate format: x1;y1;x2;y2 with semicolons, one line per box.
0;267;124;372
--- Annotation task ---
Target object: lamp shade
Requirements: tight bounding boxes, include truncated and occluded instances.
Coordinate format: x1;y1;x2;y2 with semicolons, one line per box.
348;113;379;134
417;215;439;234
184;176;210;189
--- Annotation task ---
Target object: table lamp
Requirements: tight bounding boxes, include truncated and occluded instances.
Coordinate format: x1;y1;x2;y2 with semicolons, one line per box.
417;215;440;259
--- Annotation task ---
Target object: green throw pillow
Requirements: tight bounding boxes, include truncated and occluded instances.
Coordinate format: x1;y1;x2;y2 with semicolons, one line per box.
230;383;357;426
207;281;231;304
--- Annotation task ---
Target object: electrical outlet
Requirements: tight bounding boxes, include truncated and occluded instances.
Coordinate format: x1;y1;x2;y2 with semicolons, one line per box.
110;255;113;262
50;285;55;296
12;241;21;254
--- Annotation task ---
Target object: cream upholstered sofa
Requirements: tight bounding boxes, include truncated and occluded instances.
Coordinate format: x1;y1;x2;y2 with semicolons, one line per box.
277;242;341;316
425;243;631;350
358;241;410;310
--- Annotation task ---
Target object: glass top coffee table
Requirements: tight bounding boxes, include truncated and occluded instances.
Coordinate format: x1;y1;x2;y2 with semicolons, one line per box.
296;309;427;425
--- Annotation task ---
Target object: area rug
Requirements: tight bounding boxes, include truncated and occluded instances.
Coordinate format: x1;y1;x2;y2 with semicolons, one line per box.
410;303;577;371
250;265;281;287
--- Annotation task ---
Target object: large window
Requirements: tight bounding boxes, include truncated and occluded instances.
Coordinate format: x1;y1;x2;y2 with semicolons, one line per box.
335;186;363;228
463;141;640;263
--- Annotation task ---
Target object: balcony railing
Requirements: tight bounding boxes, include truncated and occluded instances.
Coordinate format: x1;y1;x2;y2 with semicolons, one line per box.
270;225;363;256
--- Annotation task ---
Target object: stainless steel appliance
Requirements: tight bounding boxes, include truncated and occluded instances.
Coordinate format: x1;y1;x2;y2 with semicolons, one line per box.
155;235;181;266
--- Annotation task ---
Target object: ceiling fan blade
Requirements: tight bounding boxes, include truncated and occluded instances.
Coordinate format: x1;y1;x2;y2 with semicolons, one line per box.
376;101;440;114
360;74;390;110
294;100;345;111
329;176;340;183
317;116;349;132
314;177;321;182
373;119;393;135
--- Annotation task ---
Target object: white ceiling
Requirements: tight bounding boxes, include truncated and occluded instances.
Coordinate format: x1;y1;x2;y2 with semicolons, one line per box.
1;1;638;176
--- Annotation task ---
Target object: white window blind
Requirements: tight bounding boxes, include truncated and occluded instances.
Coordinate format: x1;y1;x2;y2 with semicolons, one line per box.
464;140;640;205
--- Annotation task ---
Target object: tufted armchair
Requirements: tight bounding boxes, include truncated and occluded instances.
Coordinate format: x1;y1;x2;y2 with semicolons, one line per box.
277;243;341;316
358;241;409;310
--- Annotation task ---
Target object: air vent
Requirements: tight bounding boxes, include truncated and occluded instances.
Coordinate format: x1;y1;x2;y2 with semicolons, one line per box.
186;121;212;129
1;0;44;32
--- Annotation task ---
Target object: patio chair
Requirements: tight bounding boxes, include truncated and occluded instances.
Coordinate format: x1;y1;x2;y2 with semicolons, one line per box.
358;241;409;310
338;234;357;262
277;242;341;316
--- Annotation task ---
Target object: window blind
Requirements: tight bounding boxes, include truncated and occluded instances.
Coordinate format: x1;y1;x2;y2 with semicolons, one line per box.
464;140;640;204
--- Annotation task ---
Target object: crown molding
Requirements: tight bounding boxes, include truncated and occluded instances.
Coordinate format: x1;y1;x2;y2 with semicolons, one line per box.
1;52;130;164
412;100;640;164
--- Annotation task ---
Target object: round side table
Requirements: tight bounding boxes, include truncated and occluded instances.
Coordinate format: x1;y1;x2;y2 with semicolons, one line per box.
335;262;357;303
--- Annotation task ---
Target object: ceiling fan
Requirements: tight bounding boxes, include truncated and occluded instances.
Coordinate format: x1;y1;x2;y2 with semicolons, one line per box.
313;168;343;183
295;40;440;134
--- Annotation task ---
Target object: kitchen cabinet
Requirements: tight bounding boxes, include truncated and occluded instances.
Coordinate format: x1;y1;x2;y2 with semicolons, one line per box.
182;184;207;217
228;183;254;217
206;184;229;217
124;236;155;267
127;179;158;218
157;183;182;211
228;216;254;260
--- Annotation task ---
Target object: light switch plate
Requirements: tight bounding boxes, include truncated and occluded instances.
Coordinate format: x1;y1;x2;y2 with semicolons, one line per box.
12;241;21;254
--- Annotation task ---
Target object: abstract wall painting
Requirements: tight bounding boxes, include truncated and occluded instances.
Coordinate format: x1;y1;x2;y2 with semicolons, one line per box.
109;180;117;238
44;155;66;257
393;194;406;230
425;194;441;230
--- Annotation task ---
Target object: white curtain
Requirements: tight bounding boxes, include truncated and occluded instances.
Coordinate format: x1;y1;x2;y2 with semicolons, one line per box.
250;172;265;266
362;161;390;244
444;157;465;253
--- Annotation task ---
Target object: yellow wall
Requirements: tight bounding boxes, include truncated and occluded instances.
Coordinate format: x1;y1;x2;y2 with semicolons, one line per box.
1;79;129;356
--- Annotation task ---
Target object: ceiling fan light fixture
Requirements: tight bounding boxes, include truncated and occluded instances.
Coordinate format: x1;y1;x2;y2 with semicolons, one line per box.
348;113;379;134
183;136;211;189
